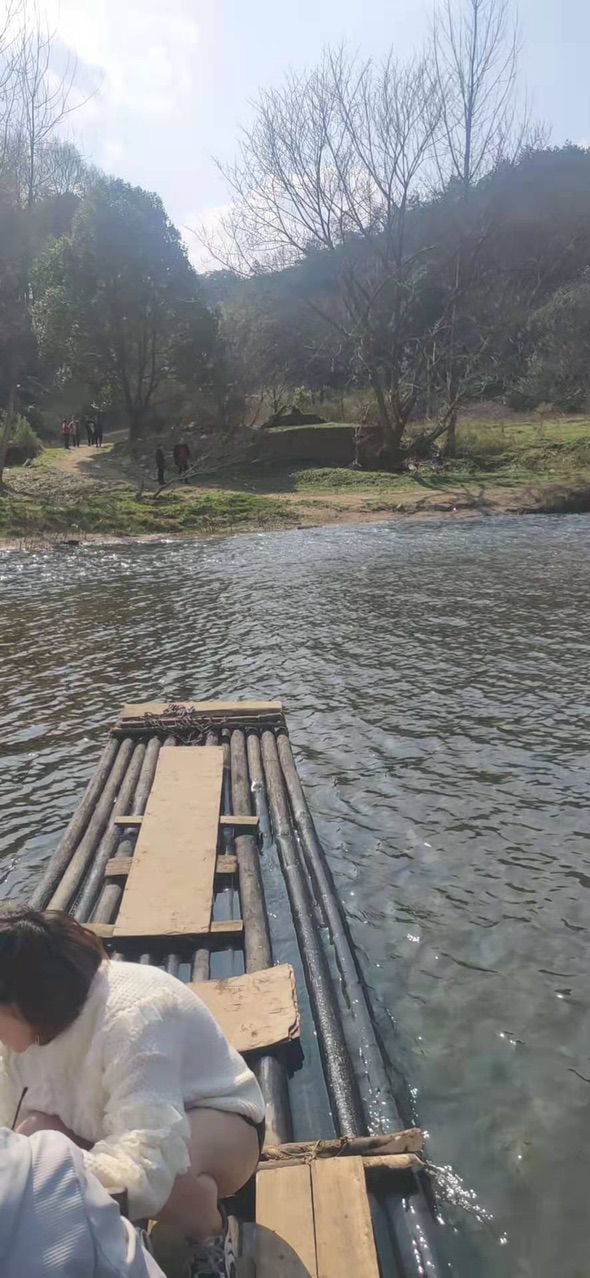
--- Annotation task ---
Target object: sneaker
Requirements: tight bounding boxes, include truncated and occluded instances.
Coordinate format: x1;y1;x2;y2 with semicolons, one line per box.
188;1206;238;1278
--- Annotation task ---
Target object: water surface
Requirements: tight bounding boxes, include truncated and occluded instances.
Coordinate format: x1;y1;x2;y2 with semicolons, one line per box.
1;516;589;1276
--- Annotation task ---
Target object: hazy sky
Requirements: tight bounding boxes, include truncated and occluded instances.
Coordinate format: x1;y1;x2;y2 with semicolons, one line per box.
9;0;590;264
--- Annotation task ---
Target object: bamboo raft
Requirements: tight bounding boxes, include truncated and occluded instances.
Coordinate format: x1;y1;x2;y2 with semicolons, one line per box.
29;700;446;1277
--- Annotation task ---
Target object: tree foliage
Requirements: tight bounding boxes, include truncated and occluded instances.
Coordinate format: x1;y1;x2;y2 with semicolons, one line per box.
33;180;219;439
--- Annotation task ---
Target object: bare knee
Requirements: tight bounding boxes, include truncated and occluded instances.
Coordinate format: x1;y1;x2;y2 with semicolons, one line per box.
16;1111;69;1138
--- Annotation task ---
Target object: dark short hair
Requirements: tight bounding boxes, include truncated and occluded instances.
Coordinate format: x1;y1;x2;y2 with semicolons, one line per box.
0;909;106;1042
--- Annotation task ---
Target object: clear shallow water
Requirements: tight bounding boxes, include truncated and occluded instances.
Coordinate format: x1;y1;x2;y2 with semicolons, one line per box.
1;516;589;1276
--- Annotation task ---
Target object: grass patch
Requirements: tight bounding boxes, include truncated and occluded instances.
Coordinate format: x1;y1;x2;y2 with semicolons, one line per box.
0;488;294;539
292;467;414;492
267;420;355;433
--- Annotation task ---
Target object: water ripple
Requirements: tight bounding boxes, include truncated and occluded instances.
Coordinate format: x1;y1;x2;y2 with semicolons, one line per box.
1;514;590;1276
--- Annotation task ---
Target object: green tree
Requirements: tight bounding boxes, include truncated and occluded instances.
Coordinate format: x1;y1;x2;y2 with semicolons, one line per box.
34;179;219;440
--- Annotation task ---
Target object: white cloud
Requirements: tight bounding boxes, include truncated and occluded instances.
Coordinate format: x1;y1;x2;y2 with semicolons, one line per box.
39;0;200;137
182;202;233;271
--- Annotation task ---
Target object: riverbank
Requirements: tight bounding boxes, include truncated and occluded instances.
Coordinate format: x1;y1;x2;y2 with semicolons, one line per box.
2;416;590;546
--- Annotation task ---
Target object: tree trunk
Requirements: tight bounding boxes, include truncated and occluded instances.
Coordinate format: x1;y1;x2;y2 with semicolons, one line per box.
443;363;461;458
369;374;405;470
128;407;145;444
0;386;17;486
444;406;458;457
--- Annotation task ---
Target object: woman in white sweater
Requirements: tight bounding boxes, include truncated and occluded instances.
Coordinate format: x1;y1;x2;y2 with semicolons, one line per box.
0;909;266;1278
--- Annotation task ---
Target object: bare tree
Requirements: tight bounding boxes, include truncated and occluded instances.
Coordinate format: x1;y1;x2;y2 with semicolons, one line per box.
428;0;527;454
0;1;24;183
13;14;87;209
204;50;442;465
433;0;520;192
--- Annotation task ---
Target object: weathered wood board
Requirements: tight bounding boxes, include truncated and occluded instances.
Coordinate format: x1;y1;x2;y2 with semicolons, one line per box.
256;1163;317;1278
113;746;223;937
120;700;283;720
311;1157;380;1278
191;964;299;1054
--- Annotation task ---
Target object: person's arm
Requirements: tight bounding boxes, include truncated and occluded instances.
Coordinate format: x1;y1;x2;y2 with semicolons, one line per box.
83;1004;191;1221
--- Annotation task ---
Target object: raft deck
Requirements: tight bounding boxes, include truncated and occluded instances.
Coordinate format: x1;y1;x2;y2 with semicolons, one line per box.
29;700;446;1277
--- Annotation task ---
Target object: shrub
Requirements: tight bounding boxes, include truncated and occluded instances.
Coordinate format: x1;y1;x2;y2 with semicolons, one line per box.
6;415;43;465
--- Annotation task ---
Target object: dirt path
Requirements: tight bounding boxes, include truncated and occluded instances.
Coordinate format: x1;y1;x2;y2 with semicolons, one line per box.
54;431;127;476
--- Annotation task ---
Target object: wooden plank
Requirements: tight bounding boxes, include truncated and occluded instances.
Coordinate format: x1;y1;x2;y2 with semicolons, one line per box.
216;855;238;875
191;964;299;1054
85;923;114;938
311;1157;379;1278
219;814;259;829
114;814;259;831
113;747;223;938
259;1153;422;1174
211;919;243;936
88;918;244;944
104;858;131;878
120;700;283;721
256;1164;317;1278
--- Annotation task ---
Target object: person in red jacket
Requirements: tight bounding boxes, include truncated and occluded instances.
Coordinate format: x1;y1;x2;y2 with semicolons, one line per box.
61;419;70;450
173;440;191;483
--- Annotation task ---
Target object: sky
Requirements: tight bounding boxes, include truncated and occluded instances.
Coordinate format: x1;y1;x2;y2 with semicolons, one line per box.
5;0;590;266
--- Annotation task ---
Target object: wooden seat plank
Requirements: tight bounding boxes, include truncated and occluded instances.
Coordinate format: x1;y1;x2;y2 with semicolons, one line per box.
104;858;131;878
113;746;223;937
120;700;283;720
191;963;299;1054
311;1157;380;1278
256;1164;317;1278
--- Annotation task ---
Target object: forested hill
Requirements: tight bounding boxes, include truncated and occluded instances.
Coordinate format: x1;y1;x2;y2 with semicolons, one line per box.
203;144;590;428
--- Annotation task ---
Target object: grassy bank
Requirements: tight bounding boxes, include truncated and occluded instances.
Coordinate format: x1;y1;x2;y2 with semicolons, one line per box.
2;412;590;543
0;487;293;539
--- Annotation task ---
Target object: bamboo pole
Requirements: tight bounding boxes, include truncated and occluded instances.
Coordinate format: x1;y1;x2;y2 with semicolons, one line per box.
225;728;291;1146
261;1131;423;1162
192;949;209;981
246;732;273;853
261;729;365;1138
48;740;135;912
73;744;146;922
276;730;395;1117
230;729;271;973
30;738;120;909
91;737;163;925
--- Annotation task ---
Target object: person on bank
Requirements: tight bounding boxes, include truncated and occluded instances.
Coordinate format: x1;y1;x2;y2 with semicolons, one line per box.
155;446;166;487
0;910;265;1278
61;418;71;450
173;440;191;482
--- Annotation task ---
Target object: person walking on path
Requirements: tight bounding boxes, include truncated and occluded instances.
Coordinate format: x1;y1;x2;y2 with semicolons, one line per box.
155;446;166;487
94;414;104;447
72;417;81;448
61;419;70;450
86;418;95;446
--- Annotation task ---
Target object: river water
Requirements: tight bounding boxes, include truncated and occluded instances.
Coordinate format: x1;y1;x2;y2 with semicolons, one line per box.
1;515;589;1276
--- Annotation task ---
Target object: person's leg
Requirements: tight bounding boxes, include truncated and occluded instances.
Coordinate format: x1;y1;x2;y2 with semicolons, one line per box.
157;1109;259;1241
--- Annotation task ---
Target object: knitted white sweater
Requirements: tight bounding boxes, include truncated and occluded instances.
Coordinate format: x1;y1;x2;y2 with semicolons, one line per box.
0;961;265;1219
